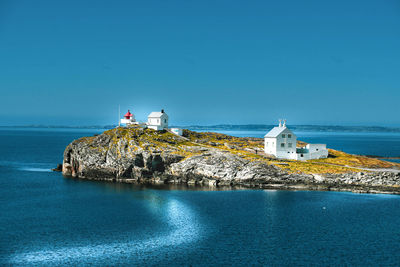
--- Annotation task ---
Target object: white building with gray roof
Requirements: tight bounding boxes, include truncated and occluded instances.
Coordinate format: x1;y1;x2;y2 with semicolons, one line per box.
147;109;169;130
265;120;328;160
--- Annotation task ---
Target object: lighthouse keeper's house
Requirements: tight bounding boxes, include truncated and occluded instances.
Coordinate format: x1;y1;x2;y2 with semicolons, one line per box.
264;120;297;160
264;120;328;161
147;110;169;130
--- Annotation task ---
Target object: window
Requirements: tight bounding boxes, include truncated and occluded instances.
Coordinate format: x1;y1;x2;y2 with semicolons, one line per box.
288;143;292;148
301;154;304;157
281;143;285;148
164;119;167;123
288;134;292;138
282;134;286;138
316;148;319;151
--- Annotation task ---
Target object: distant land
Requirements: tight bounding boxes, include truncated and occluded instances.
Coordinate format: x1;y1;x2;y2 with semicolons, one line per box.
2;124;400;133
184;125;400;133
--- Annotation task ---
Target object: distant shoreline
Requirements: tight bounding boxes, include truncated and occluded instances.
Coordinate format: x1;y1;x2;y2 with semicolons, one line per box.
0;125;115;129
2;124;400;133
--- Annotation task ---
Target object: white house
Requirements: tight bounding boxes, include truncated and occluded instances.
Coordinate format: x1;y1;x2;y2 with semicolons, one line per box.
147;109;169;130
120;110;139;126
264;120;328;161
264;120;297;160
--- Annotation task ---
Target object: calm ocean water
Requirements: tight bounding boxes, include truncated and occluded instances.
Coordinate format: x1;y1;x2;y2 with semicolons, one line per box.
1;127;400;266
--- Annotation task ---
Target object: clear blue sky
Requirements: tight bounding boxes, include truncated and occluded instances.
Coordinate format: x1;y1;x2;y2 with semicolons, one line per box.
0;0;399;126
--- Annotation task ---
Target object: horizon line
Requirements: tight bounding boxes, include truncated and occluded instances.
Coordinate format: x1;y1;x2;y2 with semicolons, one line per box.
1;124;400;129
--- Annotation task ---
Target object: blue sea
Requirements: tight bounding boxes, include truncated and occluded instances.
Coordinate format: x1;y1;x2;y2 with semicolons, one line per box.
1;127;400;266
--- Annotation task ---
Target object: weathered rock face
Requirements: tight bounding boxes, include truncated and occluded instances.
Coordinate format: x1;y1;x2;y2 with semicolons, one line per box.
167;150;314;186
62;127;314;185
62;127;400;194
63;128;183;181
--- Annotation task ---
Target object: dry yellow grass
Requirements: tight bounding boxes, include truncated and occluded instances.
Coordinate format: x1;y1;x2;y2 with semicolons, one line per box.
81;128;399;175
278;161;362;174
272;148;400;174
312;149;400;169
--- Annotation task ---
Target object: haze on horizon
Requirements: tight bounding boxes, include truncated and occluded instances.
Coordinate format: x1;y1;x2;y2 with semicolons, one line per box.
0;0;399;127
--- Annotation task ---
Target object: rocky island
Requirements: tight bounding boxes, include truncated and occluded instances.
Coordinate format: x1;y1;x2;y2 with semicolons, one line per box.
62;127;400;194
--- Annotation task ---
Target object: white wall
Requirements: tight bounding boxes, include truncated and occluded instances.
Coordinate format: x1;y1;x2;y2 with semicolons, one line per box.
265;127;329;161
306;144;328;159
171;128;182;136
275;128;297;159
306;144;326;152
160;114;168;128
147;113;169;129
264;137;277;155
265;128;297;160
295;152;311;161
148;125;163;130
148;118;159;125
295;144;328;160
120;118;139;125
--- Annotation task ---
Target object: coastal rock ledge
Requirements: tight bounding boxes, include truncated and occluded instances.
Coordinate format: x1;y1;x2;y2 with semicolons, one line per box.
62;127;400;194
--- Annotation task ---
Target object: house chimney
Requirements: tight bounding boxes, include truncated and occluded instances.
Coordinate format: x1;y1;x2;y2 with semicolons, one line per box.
283;119;286;127
279;119;282;127
161;109;164;113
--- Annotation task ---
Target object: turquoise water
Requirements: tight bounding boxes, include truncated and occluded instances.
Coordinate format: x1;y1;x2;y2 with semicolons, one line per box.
1;128;400;266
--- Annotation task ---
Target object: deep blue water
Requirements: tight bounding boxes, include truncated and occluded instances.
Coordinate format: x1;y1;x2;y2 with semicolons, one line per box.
1;128;400;266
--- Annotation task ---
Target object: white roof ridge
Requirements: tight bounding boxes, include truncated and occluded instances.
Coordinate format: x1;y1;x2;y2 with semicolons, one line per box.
148;111;167;118
264;126;293;138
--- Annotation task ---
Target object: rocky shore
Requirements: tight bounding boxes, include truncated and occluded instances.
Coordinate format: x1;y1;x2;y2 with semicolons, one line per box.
62;127;400;194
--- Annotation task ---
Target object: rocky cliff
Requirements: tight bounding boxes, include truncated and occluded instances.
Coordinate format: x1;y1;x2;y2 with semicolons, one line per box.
62;127;400;194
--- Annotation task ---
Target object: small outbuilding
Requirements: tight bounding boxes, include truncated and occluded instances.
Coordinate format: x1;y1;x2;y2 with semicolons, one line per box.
170;128;183;136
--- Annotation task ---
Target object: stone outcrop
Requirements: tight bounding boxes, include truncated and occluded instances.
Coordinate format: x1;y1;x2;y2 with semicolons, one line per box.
62;127;400;194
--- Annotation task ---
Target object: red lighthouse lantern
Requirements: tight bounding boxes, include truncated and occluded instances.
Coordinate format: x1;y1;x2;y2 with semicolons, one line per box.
124;110;133;119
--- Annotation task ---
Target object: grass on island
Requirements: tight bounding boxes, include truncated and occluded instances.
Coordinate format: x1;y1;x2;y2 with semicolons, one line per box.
274;160;363;174
270;148;400;174
183;130;400;174
77;127;400;175
312;149;400;169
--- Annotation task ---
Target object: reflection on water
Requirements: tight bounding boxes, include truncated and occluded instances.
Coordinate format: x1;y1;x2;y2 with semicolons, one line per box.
10;195;203;265
19;167;52;172
0;161;53;172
